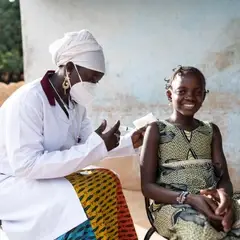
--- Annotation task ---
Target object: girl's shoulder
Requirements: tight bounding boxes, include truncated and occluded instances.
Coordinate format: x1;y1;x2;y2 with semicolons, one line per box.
195;120;214;137
156;120;179;135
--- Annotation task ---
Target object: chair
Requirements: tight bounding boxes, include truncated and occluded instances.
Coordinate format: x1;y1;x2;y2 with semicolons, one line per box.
144;197;157;240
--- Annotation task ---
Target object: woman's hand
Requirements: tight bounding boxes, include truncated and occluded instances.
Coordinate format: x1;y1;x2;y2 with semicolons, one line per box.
186;194;223;223
95;120;121;151
200;188;233;232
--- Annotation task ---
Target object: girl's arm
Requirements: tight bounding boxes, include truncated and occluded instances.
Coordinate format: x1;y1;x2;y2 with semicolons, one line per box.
211;123;233;197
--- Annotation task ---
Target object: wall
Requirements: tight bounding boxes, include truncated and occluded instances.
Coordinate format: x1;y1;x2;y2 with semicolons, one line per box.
20;0;240;190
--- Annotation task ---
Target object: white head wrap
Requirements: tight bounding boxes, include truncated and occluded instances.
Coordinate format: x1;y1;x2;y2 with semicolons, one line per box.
49;29;105;73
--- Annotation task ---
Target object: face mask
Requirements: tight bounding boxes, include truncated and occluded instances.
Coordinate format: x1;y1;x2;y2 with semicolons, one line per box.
69;64;97;106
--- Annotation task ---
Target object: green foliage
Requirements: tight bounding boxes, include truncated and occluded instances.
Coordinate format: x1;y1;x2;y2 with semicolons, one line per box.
0;0;23;73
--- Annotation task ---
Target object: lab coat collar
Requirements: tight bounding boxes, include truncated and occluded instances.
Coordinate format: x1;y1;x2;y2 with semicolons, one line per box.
41;70;56;106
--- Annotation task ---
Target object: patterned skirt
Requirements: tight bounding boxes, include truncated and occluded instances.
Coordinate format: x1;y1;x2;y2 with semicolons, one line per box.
56;168;137;240
152;196;240;240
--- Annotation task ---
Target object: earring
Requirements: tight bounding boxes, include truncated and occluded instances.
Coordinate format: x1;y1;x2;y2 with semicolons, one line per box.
62;75;70;95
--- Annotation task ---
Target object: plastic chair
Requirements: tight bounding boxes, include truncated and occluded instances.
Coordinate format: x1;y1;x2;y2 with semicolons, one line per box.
144;197;170;240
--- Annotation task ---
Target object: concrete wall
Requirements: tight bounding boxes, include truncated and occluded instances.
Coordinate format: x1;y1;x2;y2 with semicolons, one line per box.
20;0;240;190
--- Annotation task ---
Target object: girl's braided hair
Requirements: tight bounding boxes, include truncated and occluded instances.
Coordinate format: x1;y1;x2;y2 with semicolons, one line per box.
164;65;208;92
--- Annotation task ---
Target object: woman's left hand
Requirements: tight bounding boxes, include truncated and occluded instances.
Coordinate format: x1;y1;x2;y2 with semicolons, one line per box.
131;127;146;149
200;188;233;232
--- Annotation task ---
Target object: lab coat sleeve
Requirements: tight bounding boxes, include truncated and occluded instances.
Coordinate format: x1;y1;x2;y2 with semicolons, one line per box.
79;110;135;158
5;97;108;179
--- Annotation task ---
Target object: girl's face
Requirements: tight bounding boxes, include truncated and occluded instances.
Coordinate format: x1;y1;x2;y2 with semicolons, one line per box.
167;73;206;117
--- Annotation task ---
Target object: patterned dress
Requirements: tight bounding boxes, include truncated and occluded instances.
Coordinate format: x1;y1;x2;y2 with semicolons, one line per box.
151;120;240;240
57;168;138;240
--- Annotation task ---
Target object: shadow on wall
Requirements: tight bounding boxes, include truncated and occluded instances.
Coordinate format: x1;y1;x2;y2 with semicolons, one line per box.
0;81;24;106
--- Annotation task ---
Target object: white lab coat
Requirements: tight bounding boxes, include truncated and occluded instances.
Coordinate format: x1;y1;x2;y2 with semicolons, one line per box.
0;78;135;240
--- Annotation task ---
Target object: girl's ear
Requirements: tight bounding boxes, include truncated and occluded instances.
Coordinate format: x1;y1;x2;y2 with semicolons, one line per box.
203;89;209;101
166;89;172;102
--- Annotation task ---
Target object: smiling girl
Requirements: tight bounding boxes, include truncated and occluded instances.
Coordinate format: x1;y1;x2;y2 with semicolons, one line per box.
141;66;240;239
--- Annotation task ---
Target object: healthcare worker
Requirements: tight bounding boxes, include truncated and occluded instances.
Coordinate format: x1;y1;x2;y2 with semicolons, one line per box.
0;30;143;240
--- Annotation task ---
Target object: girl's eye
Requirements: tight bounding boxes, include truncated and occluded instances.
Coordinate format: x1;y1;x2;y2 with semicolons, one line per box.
176;90;185;95
195;90;203;95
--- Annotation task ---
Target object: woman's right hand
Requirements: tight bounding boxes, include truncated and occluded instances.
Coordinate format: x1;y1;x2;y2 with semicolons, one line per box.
95;120;121;151
186;194;224;223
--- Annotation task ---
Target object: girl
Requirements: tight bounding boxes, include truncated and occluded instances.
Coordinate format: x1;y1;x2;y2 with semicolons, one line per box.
141;66;240;240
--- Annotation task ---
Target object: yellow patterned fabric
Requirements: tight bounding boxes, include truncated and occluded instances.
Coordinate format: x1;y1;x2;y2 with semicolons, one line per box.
151;120;240;240
65;168;138;240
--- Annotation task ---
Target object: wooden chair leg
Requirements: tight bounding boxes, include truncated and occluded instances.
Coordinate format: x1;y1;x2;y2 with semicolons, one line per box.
144;226;156;240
